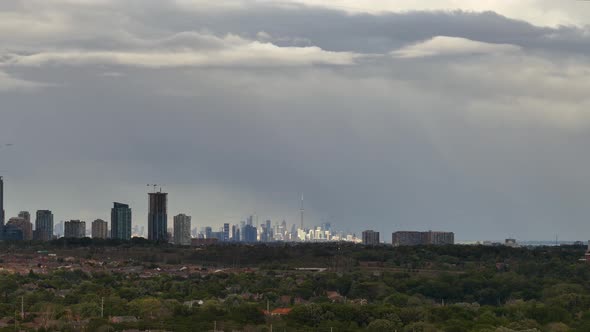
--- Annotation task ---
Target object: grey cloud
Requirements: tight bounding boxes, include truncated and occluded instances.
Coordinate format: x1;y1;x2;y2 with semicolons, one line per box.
0;70;49;91
2;1;590;241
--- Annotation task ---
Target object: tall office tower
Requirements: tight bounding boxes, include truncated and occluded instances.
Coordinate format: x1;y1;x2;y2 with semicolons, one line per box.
148;192;167;241
7;217;33;240
300;194;304;230
231;224;237;241
18;211;31;224
92;219;108;239
265;220;272;242
243;224;257;243
111;202;132;240
279;220;287;240
291;224;298;241
0;176;4;227
204;226;212;239
240;221;246;241
259;224;267;242
362;230;380;245
64;220;86;238
54;221;63;238
34;210;54;241
173;214;191;246
223;223;230;242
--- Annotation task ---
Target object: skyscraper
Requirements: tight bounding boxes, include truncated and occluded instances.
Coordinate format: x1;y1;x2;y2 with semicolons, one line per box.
0;176;4;227
223;223;230;242
64;220;86;238
111;202;132;240
300;194;304;230
243;224;257;243
265;220;272;241
173;214;191;245
54;220;63;238
92;219;108;239
362;230;380;245
231;224;238;241
7;217;32;240
34;210;54;241
18;211;30;224
148;192;167;241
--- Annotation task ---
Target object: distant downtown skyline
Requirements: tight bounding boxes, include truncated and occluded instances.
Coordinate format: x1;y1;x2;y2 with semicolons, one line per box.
0;175;586;244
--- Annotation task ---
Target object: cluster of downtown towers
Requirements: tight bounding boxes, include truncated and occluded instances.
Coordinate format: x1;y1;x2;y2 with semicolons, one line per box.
0;176;170;242
0;177;328;245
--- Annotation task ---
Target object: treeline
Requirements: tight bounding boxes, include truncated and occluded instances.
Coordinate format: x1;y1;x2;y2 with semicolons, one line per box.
0;244;587;330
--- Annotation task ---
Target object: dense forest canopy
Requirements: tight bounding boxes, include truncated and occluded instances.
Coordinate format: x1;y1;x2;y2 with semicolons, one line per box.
0;241;587;331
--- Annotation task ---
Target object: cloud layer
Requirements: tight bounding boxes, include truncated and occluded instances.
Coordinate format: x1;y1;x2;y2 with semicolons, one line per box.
2;0;590;241
392;36;521;58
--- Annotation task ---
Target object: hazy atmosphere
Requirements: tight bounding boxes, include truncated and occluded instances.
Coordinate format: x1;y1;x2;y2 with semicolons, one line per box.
2;0;590;241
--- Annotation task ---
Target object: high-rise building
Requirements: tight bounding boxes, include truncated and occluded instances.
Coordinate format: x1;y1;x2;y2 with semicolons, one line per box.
111;202;132;240
34;210;54;241
392;231;424;246
260;219;273;242
223;223;230;242
240;221;246;241
7;217;32;240
300;194;304;230
210;231;224;240
426;231;454;245
392;231;454;246
148;192;167;241
173;214;191;246
54;220;63;238
64;220;86;238
243;224;257;243
131;225;145;238
266;220;272;241
205;226;212;239
231;224;237;241
362;230;380;245
0;176;4;227
92;219;108;239
18;211;31;224
3;224;23;240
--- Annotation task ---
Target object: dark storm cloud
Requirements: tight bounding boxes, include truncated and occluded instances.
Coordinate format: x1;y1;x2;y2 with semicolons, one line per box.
2;1;590;241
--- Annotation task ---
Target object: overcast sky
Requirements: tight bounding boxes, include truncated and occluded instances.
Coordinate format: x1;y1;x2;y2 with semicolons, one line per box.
2;0;590;241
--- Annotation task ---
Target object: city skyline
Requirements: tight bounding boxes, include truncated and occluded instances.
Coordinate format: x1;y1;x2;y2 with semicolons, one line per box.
0;175;582;243
0;175;457;243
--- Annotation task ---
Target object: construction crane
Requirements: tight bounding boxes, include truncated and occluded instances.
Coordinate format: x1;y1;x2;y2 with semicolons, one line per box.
146;184;163;193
